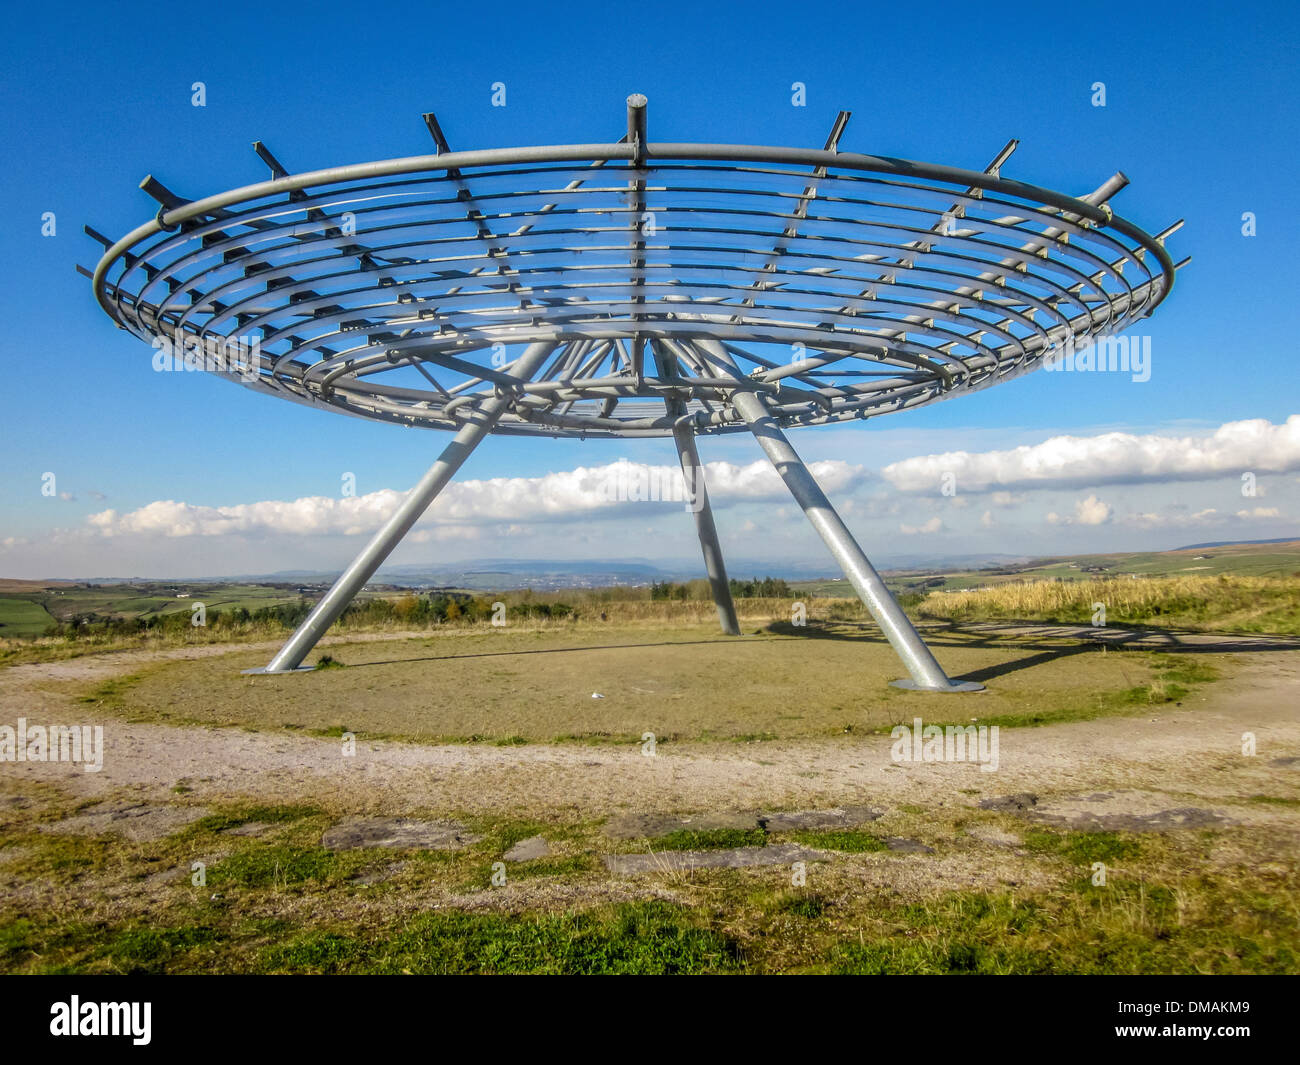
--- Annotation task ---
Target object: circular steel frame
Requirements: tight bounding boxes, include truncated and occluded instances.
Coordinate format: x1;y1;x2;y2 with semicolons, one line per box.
90;113;1178;440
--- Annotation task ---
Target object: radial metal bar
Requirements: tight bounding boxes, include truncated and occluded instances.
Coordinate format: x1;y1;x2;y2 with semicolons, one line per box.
251;340;557;674
691;338;981;692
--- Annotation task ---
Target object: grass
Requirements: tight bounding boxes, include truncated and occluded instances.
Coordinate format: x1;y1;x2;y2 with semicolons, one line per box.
1023;829;1143;865
69;622;1217;745
0;598;57;637
2;787;1296;974
0;566;1291;975
654;828;767;851
824;877;1299;975
208;846;347;889
258;901;745;974
919;574;1300;635
789;829;888;853
5;842;1295;974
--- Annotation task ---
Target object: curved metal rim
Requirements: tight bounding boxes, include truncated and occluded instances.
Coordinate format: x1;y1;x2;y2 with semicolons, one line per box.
93;140;1176;318
90;139;1178;438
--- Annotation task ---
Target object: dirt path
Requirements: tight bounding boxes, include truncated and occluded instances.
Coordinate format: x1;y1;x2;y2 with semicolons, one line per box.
2;630;1298;822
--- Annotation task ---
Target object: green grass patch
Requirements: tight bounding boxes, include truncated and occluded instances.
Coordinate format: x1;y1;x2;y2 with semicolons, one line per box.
207;845;344;889
654;828;767;851
1022;829;1141;864
0;919;225;975
0;598;57;637
188;803;323;836
789;829;887;853
774;893;829;919
824;877;1298;974
260;900;743;974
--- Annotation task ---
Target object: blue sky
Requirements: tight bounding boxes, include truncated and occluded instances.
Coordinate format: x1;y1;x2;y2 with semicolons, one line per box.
1;0;1297;578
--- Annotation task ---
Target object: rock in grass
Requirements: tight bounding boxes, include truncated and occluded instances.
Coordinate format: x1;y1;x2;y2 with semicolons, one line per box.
41;801;210;842
604;842;827;875
503;835;551;862
322;817;481;851
884;837;935;854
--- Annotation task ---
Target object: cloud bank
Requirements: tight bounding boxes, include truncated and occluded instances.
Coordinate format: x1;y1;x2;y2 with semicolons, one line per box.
85;458;864;539
881;416;1300;493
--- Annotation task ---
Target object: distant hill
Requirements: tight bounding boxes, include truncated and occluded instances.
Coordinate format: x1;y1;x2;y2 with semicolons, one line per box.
1172;538;1300;552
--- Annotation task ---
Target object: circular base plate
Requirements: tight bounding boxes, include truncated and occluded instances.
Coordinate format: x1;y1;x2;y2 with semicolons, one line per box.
890;678;986;693
240;665;316;675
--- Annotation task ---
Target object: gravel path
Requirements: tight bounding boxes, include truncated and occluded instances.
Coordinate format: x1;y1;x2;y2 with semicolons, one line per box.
2;629;1298;821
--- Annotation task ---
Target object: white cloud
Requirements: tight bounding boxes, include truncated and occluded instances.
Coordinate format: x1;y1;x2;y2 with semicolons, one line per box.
1075;495;1113;526
900;517;943;535
881;415;1300;493
1123;508;1214;529
1047;495;1112;526
84;458;866;539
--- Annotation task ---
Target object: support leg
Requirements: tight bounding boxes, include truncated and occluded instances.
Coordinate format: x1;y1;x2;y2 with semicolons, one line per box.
673;423;741;636
249;341;557;674
692;340;981;692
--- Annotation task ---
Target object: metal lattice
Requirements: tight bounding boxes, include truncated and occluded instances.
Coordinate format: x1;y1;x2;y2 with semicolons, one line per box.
87;98;1182;439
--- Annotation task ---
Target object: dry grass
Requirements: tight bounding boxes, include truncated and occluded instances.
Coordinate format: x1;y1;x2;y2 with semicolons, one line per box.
919;575;1300;634
0;597;862;669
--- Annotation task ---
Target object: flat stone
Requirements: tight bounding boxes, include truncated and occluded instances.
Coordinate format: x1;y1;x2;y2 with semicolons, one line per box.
604;842;826;875
1026;791;1235;833
1040;806;1232;832
322;816;481;852
40;801;210;842
884;837;935;854
503;835;551;862
978;793;1038;812
602;810;761;840
1269;757;1299;768
759;806;884;831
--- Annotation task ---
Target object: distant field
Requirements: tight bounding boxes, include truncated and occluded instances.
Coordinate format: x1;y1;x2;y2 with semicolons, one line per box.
33;583;308;622
0;598;56;637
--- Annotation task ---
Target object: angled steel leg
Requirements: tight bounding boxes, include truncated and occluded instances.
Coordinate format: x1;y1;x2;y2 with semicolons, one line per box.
673;422;741;635
248;341;558;674
651;339;740;636
690;339;981;692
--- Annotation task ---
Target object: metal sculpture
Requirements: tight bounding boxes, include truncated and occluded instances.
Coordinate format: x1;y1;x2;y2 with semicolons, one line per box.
86;95;1184;690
